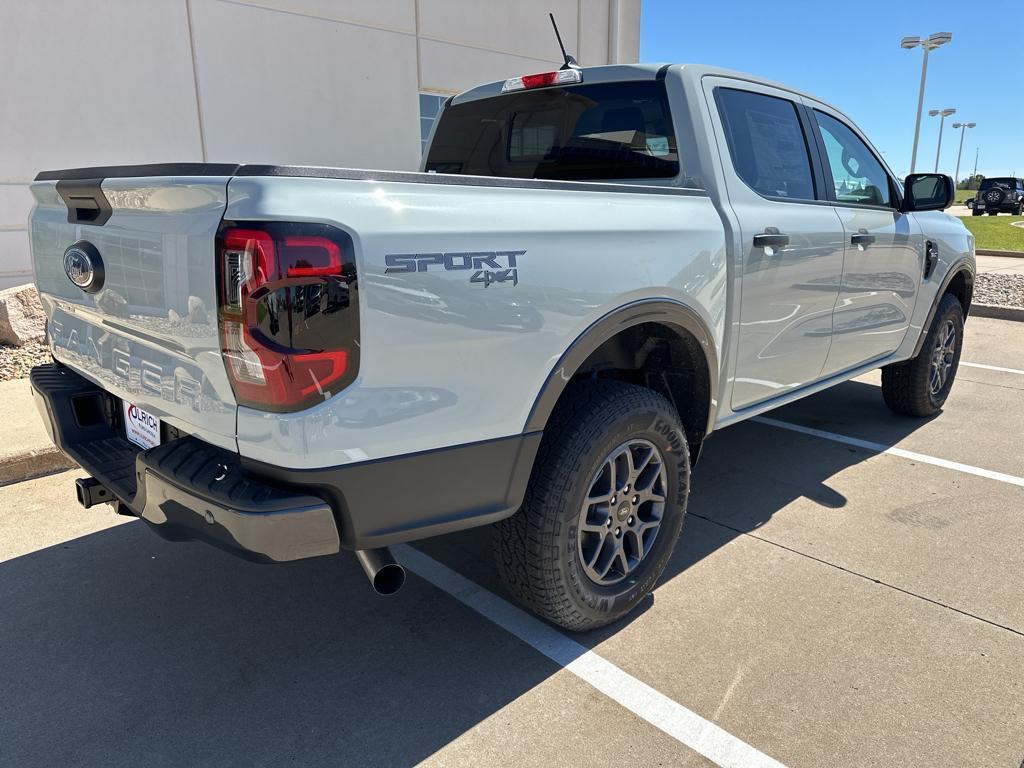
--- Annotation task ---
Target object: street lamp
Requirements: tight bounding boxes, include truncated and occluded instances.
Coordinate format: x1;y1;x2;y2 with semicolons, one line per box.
928;108;956;172
902;32;953;173
951;122;976;187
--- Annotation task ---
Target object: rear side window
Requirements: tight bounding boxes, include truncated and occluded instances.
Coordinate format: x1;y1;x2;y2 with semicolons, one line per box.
714;88;815;201
424;81;679;181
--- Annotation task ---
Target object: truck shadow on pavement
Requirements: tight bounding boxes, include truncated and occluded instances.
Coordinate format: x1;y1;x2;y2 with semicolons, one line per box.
0;380;935;766
420;379;941;643
0;522;567;767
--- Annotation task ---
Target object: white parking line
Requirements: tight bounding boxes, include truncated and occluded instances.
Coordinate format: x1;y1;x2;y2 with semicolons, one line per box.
394;543;787;768
753;416;1024;488
961;361;1024;376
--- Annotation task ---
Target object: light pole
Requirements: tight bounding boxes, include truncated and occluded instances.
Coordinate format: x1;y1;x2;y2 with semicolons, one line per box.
928;108;956;172
951;122;976;187
902;32;953;174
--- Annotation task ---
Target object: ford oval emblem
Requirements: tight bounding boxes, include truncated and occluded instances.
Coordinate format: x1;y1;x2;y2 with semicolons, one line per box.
63;241;104;293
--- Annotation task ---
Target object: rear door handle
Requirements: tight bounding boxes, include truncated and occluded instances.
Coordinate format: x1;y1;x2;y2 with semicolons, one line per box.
752;233;790;248
851;232;876;247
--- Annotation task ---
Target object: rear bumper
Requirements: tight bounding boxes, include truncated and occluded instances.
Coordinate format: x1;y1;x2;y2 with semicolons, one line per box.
974;201;1019;212
30;363;339;562
30;362;541;558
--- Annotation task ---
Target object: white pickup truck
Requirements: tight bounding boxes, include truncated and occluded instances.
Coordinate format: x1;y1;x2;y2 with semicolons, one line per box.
29;63;973;630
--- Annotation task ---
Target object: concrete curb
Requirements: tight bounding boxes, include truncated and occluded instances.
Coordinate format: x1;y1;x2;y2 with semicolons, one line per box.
976;249;1024;258
0;447;76;487
970;303;1024;322
0;378;77;486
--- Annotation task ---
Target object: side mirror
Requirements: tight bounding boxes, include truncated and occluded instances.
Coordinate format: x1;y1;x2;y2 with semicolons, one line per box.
903;173;954;212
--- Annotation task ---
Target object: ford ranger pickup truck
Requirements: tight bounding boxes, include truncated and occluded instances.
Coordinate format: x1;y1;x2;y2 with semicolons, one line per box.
28;64;974;630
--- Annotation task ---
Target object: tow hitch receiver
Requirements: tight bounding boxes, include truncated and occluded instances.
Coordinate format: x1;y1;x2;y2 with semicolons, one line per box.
75;477;114;509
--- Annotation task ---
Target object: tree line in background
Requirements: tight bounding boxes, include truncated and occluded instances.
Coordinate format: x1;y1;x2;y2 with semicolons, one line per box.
957;174;985;191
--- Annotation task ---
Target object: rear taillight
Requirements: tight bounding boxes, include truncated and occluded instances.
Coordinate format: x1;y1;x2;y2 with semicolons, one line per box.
216;222;358;412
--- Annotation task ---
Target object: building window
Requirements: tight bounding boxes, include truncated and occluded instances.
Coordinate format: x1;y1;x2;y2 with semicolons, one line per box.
419;93;447;156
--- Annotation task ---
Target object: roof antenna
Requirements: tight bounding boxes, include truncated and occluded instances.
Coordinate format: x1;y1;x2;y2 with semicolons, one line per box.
549;13;578;70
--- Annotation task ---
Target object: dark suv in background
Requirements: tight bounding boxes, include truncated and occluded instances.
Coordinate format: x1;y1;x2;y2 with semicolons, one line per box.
972;177;1024;215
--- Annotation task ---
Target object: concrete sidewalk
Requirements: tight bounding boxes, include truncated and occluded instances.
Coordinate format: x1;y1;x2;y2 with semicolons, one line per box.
977;254;1024;275
0;378;74;485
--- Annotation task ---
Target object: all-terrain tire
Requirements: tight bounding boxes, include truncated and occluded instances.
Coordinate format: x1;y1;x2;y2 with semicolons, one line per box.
494;380;690;631
881;293;964;417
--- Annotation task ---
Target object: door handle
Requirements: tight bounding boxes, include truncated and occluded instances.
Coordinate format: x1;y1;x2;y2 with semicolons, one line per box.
752;232;790;249
851;232;876;247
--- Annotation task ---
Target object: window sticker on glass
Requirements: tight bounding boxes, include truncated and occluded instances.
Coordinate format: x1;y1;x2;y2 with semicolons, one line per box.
746;109;810;198
509;113;559;161
645;136;670;156
714;88;815;201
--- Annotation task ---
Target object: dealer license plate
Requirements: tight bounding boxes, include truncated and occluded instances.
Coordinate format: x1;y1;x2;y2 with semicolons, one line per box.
123;401;161;450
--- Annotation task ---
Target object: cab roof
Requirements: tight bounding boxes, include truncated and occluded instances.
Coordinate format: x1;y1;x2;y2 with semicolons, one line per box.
450;63;829;108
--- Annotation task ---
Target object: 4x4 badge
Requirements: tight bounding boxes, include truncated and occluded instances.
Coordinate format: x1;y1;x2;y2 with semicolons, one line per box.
384;250;524;287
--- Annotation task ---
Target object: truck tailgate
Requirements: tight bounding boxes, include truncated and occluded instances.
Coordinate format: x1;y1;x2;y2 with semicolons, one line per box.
29;175;237;450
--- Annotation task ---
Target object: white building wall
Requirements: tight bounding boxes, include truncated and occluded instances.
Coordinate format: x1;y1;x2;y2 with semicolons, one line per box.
0;0;640;290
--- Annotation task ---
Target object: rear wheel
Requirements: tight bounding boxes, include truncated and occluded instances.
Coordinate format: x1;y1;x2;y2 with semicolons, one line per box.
881;293;964;417
494;380;690;631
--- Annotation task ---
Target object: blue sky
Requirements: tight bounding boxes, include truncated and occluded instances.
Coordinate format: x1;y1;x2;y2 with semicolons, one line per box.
640;0;1023;181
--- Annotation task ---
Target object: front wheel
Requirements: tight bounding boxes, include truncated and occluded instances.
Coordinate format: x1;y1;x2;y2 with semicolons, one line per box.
881;293;964;417
495;380;690;631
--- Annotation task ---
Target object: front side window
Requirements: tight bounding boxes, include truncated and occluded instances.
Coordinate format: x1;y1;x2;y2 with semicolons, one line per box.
813;111;892;208
424;81;679;181
715;88;816;201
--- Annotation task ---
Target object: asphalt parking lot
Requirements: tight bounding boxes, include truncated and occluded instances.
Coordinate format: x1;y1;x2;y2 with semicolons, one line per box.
1;315;1022;768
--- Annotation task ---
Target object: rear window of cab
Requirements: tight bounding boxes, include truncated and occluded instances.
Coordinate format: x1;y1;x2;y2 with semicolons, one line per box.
979;178;1017;189
424;80;679;181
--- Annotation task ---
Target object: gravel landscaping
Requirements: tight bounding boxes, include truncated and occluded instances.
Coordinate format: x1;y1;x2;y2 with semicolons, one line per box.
975;273;1024;309
0;341;50;382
